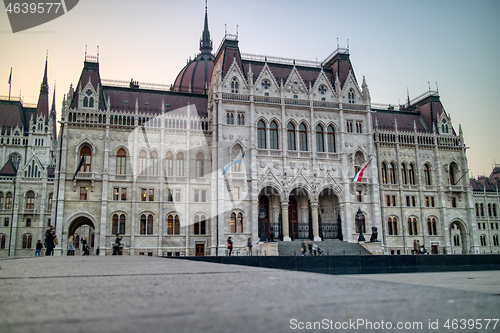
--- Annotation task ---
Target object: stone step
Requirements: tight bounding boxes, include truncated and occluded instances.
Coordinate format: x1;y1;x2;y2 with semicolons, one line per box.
277;239;372;256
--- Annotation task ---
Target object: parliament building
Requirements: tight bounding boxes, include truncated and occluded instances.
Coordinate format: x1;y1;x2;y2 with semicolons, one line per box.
1;6;493;257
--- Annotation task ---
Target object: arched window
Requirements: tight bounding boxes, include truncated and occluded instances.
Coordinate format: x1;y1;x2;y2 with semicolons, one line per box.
176;152;184;177
80;146;92;172
388;217;398;235
147;214;153;235
488;204;492;217
449;164;456;185
454;234;461;246
480;203;484;216
480;235;486;246
150;151;158;176
116;149;126;175
270;121;279;149
0;234;6;249
348;89;355;104
401;164;408;185
47;193;53;211
83;97;88;107
194;215;207;235
493;204;497;217
26;191;35;210
230;212;237;233
389;162;396;184
381;162;388;184
139;150;147;175
9;153;21;169
196;152;204;177
287;123;296;151
165;151;173;177
89;97;94;108
408;218;418;235
167;214;180;235
409;163;416;185
427;218;437;235
299;123;308;151
119;214;126;234
0;193;4;209
112;214;119;234
5;192;12;209
231;77;238;93
475;203;479;216
22;234;32;249
327;125;335;153
316;125;324;152
257;120;266;149
423;164;431;185
140;214;147;235
493;235;499;246
237;212;243;233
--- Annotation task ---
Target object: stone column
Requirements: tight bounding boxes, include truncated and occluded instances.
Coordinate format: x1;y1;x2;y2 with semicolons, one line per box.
311;201;321;241
281;201;290;241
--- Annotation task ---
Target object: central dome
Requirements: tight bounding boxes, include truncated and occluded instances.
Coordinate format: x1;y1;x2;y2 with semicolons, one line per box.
173;5;214;94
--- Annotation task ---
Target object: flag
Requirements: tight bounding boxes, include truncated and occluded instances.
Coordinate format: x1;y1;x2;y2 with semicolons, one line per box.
222;152;245;175
352;160;371;182
72;154;85;181
8;68;12;85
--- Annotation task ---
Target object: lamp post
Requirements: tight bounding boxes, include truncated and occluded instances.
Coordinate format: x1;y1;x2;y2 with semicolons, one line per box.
259;206;267;242
356;208;365;242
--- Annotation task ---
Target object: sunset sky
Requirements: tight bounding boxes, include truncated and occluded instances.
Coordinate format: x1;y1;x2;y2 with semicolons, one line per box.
1;0;499;177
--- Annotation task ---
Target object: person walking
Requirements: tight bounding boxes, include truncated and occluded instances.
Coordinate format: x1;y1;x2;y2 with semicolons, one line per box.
44;225;56;256
308;241;313;255
81;237;90;256
312;242;318;256
113;233;122;255
247;238;253;256
301;240;307;256
67;235;75;256
35;240;42;256
227;237;233;256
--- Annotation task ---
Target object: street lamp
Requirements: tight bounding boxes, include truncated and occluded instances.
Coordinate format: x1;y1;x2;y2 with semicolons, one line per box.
259;206;267;242
356;208;366;242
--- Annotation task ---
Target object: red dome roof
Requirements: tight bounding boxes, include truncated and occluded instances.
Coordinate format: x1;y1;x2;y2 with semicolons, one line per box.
173;53;214;94
173;5;214;94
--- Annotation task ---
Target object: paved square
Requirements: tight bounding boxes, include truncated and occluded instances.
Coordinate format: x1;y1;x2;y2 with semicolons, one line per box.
0;257;499;333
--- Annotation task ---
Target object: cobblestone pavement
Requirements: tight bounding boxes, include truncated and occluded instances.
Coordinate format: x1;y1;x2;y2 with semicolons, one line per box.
0;256;499;333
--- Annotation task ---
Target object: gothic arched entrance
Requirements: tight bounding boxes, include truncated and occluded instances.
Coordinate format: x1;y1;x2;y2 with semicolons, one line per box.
289;187;311;240
67;214;96;255
450;220;467;254
318;188;341;239
258;186;282;241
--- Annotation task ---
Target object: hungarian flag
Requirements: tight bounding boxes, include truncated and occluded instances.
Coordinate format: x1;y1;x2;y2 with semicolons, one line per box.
222;152;245;175
352;160;371;182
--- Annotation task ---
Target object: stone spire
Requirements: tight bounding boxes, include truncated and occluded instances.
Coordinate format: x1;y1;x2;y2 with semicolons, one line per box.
199;0;212;54
36;53;50;119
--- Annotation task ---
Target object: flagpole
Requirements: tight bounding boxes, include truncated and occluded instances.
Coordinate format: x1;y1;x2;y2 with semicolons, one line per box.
8;67;12;101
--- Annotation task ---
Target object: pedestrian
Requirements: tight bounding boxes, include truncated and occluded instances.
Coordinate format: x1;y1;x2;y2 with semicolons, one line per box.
301;240;306;256
312;242;318;256
308;241;313;255
44;225;56;256
227;236;233;256
67;235;75;256
247;238;253;256
82;237;89;256
113;233;122;255
95;247;100;256
35;240;42;256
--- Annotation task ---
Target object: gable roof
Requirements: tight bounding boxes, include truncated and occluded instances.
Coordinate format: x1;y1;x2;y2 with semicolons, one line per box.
0;160;17;176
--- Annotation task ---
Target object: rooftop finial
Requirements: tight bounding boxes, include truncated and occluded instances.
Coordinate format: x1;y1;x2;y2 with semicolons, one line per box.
199;1;212;53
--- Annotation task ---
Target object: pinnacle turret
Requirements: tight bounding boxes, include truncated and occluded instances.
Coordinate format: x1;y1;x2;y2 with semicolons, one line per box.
199;0;212;54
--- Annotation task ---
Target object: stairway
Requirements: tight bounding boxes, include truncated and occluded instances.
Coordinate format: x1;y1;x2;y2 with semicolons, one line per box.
277;239;372;256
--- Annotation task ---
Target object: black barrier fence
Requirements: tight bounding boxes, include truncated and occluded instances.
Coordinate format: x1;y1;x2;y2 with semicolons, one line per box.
169;255;500;275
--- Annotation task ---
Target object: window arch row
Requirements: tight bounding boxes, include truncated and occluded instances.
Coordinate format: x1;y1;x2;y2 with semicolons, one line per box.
230;211;244;233
165;150;185;177
112;212;127;235
166;212;181;235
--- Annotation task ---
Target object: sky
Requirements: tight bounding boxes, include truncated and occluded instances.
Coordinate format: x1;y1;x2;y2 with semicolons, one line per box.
0;0;499;178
